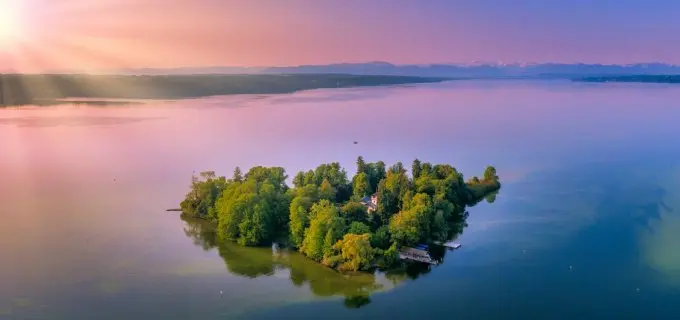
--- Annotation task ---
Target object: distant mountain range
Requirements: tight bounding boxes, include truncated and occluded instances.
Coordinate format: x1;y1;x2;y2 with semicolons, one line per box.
86;62;680;78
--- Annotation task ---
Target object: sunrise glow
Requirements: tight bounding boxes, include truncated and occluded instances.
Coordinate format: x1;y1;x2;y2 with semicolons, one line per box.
0;0;680;73
0;0;26;48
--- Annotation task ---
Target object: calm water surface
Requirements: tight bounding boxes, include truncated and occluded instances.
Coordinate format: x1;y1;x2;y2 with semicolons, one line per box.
1;80;680;319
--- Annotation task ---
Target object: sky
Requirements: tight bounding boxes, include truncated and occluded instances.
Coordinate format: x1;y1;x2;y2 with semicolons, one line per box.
1;0;680;72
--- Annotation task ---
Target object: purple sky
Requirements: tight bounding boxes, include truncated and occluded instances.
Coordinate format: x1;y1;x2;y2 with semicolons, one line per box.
2;0;680;71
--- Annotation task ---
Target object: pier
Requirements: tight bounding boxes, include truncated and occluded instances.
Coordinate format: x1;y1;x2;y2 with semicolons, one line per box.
399;247;438;265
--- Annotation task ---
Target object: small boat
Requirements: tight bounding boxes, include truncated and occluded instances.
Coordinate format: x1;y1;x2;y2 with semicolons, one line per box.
444;241;461;249
434;241;461;249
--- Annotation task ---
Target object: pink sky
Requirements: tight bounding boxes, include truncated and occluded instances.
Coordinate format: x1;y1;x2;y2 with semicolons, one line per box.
2;0;679;72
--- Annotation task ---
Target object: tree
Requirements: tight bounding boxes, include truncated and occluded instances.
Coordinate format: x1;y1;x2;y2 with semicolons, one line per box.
293;171;305;188
180;171;228;220
319;178;336;200
483;166;499;182
332;233;375;271
376;169;411;223
232;167;243;182
313;163;349;187
415;175;436;195
389;162;405;175
421;162;433;177
411;159;422;180
348;221;371;235
388;193;433;245
303;170;316;185
486;192;497;204
370;225;391;249
430;211;449;242
301;200;345;261
215;167;290;246
200;171;216;180
356;156;367;175
352;172;371;199
365;161;386;193
238;202;271;246
376;179;396;225
289;196;314;248
341;201;369;224
375;161;386;180
217;189;255;240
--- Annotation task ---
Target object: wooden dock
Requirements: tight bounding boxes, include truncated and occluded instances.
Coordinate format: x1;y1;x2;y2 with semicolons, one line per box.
399;247;438;265
434;241;462;249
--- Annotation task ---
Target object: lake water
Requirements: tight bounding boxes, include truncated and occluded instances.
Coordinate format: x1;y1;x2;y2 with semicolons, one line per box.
1;80;680;319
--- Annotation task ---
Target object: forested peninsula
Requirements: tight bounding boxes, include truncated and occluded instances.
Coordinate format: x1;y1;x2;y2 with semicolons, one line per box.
179;157;500;272
0;74;446;107
574;75;680;84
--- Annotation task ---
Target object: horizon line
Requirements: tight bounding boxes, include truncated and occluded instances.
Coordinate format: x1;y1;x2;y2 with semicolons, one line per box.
3;60;680;75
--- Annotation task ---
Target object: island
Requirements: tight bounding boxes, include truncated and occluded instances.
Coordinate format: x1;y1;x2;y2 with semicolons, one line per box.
179;157;500;272
0;74;447;107
574;75;680;84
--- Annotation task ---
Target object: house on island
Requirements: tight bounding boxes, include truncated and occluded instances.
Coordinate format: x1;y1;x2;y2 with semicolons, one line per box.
360;193;378;213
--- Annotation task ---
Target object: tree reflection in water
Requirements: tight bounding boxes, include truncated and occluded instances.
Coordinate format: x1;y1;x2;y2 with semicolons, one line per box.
180;213;466;308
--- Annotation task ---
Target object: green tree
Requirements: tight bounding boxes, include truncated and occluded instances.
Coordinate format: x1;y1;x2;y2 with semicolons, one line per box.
238;202;271;246
303;170;316;185
376;168;411;223
332;233;375;271
376;179;395;224
293;171;306;188
319;178;336;200
341;201;369;224
232;167;243;182
483;166;499;182
388;193;433;245
313;163;348;187
301;200;345;261
289;196;314;247
216;188;255;240
370;225;391;249
215;167;290;245
348;221;371;235
430;211;449;242
364;161;386;193
389;162;405;175
352;172;371;199
421;162;433;177
411;159;422;180
180;171;228;220
356;156;367;175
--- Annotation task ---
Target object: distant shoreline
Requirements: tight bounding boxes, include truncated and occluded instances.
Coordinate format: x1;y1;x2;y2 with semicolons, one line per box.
0;74;448;107
573;75;680;84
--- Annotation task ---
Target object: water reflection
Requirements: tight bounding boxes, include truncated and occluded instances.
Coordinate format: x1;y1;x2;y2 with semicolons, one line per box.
180;214;466;308
639;165;680;286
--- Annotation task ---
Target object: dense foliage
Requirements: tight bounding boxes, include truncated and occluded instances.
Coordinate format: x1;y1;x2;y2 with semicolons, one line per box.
180;158;500;272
